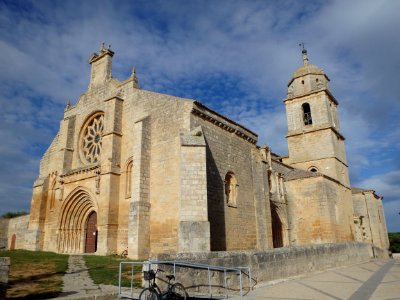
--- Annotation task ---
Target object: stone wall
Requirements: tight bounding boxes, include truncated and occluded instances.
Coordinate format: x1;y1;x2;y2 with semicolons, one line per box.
0;219;9;249
155;242;382;294
371;244;389;258
0;257;10;299
285;175;353;246
6;215;30;249
0;215;30;250
191;105;260;251
352;190;389;250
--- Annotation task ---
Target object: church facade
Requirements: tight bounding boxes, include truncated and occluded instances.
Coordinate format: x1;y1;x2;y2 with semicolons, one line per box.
2;45;389;257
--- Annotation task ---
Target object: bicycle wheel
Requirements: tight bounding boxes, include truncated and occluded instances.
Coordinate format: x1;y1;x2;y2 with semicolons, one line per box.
171;283;188;300
139;287;160;300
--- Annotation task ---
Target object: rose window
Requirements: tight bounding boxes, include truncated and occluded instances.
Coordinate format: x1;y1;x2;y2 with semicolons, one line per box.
81;113;104;164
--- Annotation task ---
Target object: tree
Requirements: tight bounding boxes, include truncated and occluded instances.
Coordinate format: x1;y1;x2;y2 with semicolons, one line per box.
388;232;400;253
1;211;28;219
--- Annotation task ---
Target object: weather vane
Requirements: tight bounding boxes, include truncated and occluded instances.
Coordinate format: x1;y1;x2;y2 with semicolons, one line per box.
299;42;308;65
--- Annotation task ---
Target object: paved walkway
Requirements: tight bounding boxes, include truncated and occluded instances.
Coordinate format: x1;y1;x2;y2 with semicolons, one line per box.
57;255;118;299
55;256;400;299
233;259;400;300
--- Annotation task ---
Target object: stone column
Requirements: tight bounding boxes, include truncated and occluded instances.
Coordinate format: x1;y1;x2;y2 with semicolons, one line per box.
178;126;210;252
377;198;389;250
128;116;151;259
97;96;123;254
26;178;48;250
251;147;273;249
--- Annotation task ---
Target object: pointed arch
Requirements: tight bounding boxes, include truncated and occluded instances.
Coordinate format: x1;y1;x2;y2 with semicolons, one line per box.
57;187;98;253
271;202;283;248
10;234;16;250
270;201;289;248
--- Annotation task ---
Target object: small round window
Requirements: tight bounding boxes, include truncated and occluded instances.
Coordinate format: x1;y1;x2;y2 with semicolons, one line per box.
309;167;318;173
80;112;104;164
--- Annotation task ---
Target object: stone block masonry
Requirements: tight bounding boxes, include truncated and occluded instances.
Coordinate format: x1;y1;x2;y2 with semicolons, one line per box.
0;219;8;249
0;257;10;299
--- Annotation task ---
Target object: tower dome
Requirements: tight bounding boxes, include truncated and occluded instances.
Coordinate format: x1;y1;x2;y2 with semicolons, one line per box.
287;48;330;98
292;63;326;80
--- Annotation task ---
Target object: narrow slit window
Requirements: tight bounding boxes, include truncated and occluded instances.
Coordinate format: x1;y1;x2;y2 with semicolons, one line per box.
302;103;312;125
125;160;133;198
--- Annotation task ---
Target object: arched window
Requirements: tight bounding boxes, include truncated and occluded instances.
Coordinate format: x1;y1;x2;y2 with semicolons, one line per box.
225;172;238;207
302;103;312;125
308;166;318;173
125;160;133;198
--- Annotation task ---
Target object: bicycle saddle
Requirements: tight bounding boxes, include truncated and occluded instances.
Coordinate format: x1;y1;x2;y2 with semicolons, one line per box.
166;275;175;281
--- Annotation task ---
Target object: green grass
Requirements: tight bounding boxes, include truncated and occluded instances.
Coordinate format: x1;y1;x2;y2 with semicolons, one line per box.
84;255;142;287
0;249;68;299
0;250;142;298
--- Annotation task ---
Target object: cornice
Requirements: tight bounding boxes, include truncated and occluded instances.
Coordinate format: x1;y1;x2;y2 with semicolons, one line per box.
191;106;257;145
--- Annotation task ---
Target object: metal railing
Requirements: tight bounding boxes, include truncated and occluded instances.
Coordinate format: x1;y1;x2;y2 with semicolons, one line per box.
118;260;252;299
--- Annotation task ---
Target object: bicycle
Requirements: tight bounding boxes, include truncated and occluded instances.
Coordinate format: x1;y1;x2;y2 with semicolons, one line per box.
139;268;188;300
120;247;128;258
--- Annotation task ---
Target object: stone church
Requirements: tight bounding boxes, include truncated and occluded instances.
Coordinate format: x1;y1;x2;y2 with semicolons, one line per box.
2;45;389;258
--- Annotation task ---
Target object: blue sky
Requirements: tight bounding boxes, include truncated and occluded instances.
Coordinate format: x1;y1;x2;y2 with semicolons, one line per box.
0;0;399;231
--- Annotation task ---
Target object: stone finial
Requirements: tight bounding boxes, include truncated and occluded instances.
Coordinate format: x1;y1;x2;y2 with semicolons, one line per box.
100;42;112;53
131;66;140;88
299;43;309;66
65;100;71;111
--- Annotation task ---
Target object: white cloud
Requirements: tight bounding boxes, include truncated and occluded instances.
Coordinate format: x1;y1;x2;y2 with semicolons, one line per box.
0;0;399;231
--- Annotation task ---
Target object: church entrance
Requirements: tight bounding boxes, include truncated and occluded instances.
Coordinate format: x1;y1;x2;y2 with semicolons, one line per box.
57;188;97;253
271;203;284;248
10;234;16;250
85;211;97;253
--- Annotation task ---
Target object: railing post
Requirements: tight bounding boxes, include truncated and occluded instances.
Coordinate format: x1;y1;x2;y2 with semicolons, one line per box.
208;267;212;297
224;269;227;298
248;267;252;291
130;263;135;297
239;270;243;297
118;262;122;298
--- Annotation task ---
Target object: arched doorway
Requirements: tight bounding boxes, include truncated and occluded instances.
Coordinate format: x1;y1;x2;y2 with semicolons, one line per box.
58;188;97;253
271;203;284;248
85;212;97;253
10;234;16;250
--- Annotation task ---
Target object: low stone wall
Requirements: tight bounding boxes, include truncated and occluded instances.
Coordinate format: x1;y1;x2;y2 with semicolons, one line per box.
4;215;30;250
154;242;382;294
371;244;389;258
392;253;400;260
0;257;10;299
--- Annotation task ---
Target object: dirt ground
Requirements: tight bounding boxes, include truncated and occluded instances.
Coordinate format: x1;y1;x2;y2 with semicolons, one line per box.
6;261;64;299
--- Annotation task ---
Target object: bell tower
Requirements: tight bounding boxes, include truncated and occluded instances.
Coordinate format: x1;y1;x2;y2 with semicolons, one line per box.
284;47;350;187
